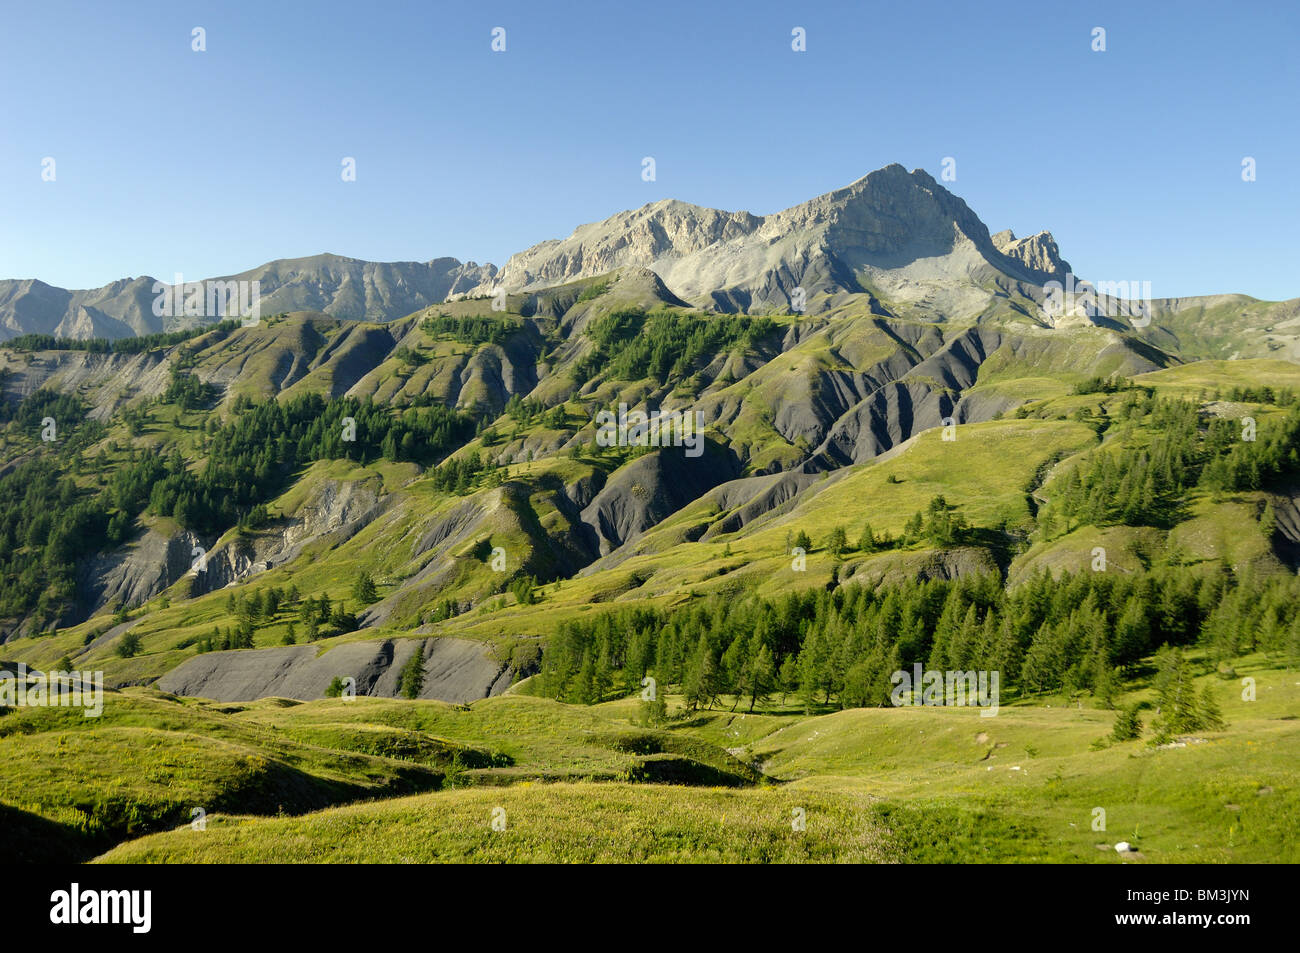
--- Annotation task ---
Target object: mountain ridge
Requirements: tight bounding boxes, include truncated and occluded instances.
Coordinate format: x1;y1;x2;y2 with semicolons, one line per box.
0;254;497;341
4;165;1297;344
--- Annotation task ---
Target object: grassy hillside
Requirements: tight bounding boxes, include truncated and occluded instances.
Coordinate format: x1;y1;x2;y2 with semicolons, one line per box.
79;649;1298;863
3;280;1299;865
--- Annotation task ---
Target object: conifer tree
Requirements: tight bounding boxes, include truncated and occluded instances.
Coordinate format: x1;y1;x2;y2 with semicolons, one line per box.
399;643;426;699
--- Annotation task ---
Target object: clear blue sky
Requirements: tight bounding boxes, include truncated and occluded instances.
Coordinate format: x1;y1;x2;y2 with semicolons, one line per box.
2;0;1296;299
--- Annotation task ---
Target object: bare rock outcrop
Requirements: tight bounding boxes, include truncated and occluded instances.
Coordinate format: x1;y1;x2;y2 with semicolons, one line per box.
73;527;205;623
156;636;512;703
464;165;1066;316
580;445;741;556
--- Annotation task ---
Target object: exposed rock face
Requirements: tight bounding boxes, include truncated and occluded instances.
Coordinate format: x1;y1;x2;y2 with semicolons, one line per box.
0;275;163;339
0;165;1227;674
812;327;1006;467
0;347;173;421
579;446;741;556
226;254;496;322
479;200;763;294
991;229;1071;283
465;165;1066;315
156;637;512;703
701;471;824;539
73;527;205;624
189;478;387;597
0;254;497;340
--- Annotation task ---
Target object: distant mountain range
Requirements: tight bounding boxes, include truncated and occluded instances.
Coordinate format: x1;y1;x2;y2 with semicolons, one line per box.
3;164;1296;360
0;255;497;340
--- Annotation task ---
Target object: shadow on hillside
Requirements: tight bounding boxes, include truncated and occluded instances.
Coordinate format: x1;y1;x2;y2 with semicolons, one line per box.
0;803;100;863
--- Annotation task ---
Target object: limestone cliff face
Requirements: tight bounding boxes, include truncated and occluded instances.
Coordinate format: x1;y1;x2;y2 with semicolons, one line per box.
463;165;1066;315
992;229;1071;283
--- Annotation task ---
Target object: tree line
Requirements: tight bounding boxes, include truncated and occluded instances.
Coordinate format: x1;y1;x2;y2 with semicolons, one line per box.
0;321;240;355
537;566;1300;712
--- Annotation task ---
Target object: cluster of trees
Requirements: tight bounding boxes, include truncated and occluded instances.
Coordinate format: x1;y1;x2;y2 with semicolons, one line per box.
194;582;360;651
783;496;965;561
195;621;256;652
538;566;1300;711
1149;646;1226;739
118;391;476;537
0;321;239;355
420;313;520;347
1201;406;1300;493
393;345;428;367
224;585;293;622
294;593;356;641
0;458;116;623
161;366;218;409
215;392;477;467
573;309;777;385
352;571;378;604
0;388;86;432
1073;375;1139;395
1049;397;1300;530
428;450;504;494
197;586;293;651
1217;385;1297;406
503;394;565;429
477;397;565;451
509;574;538;606
425;598;463;624
901;496;970;547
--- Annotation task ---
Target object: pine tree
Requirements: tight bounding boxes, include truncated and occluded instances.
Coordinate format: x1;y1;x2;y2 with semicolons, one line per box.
575;648;598;705
777;654;799;704
745;645;776;713
683;635;716;710
857;522;876;553
1152;647;1199;739
798;629;828;711
1111;705;1143;741
721;636;748;708
593;645;613;702
352;571;378;605
116;631;142;658
1197;684;1226;731
1261;500;1277;538
399;643;426;699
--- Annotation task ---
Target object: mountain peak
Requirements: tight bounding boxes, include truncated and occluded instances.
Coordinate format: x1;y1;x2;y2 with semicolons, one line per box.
465;163;1060;315
1;164;1076;338
991;229;1071;283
